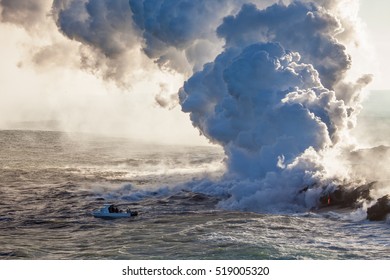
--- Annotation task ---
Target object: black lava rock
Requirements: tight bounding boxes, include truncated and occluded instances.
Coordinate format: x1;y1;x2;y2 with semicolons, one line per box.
367;195;390;221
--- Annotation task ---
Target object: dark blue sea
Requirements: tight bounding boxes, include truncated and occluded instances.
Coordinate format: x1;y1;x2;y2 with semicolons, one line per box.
0;130;389;259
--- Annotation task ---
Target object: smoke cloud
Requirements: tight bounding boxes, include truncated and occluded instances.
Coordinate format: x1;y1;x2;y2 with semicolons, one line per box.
180;42;346;179
51;0;149;86
129;0;259;74
2;0;384;211
134;0;374;210
218;2;352;91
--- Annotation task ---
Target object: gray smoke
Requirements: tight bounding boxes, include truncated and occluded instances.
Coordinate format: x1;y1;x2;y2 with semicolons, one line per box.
52;0;143;85
129;0;258;74
0;0;49;29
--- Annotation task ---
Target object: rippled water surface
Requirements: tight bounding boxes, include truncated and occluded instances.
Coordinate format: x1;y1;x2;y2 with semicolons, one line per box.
1;130;389;259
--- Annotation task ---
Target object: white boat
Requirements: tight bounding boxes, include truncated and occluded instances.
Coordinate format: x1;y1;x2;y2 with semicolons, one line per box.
92;204;138;219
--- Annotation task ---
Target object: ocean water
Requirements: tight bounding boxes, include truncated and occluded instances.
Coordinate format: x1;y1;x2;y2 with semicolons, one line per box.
0;130;389;260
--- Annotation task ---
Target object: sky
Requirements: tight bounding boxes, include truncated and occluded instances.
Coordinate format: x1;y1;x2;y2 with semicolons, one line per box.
0;0;389;146
358;0;390;90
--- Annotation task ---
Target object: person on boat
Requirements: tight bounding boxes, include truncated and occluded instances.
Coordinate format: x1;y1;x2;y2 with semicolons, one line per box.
126;208;138;216
108;204;119;213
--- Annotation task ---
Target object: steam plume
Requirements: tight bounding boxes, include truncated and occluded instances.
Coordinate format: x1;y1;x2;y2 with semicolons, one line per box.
1;0;379;211
180;42;346;179
132;0;373;210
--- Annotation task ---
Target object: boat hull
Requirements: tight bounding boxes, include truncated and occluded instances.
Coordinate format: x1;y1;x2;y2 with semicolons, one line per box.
92;212;134;219
92;204;138;219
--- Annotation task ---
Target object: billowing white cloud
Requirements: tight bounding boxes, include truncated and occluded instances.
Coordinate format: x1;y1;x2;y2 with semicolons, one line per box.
1;0;382;211
140;0;373;209
180;42;348;179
